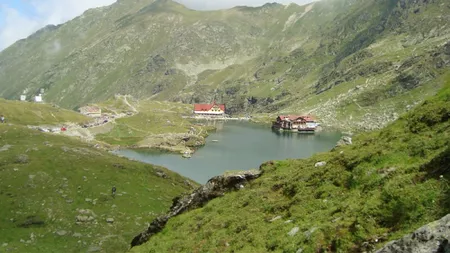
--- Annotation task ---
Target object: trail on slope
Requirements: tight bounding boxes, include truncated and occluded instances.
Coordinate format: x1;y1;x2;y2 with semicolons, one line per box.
123;96;138;113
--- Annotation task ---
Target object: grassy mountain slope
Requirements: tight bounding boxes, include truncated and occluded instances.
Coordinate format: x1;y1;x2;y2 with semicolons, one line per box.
0;109;197;252
71;95;213;153
96;97;196;144
130;76;450;252
1;0;449;130
0;99;89;125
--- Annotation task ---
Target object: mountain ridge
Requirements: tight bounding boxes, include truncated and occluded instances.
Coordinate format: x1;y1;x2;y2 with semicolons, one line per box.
0;0;449;131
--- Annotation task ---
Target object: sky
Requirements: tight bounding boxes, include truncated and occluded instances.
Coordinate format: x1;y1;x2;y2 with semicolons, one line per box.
0;0;314;51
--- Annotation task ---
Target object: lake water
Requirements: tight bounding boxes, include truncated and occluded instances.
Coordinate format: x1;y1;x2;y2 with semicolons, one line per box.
114;121;341;184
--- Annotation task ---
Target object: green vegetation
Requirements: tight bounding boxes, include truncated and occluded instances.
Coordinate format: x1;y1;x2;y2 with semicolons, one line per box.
131;80;450;252
0;99;89;125
0;0;449;250
96;99;210;152
0;104;198;252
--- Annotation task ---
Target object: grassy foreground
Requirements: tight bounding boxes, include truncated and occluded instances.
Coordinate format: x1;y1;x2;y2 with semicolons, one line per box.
0;123;197;252
131;79;450;252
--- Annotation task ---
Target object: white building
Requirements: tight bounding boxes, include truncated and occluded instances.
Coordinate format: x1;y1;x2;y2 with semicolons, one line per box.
20;95;26;101
34;94;43;103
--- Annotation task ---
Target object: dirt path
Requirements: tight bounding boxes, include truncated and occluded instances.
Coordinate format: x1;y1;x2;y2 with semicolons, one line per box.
123;96;137;113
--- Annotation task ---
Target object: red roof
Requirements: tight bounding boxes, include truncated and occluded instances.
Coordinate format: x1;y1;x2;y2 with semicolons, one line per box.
194;102;225;112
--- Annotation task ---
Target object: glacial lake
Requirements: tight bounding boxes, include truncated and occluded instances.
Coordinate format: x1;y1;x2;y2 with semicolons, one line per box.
114;121;342;184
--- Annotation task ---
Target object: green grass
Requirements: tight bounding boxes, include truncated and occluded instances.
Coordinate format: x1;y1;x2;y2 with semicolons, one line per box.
0;99;89;125
0;125;197;253
96;100;208;148
131;80;450;252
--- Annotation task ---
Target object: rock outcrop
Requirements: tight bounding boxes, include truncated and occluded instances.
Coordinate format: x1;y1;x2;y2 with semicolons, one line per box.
336;136;352;147
130;170;262;247
376;214;450;253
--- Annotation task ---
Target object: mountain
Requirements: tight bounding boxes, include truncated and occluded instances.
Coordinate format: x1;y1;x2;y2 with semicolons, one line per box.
0;0;449;131
130;75;450;253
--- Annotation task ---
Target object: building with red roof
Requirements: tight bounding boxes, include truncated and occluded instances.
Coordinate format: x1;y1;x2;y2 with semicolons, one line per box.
272;114;319;133
193;101;226;117
79;105;102;118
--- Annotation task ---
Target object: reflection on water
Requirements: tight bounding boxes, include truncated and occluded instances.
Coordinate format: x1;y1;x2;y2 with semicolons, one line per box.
115;121;341;184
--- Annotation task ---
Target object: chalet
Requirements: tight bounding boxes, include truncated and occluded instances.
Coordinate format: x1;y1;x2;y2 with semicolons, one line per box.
272;115;319;133
193;102;225;117
79;105;102;117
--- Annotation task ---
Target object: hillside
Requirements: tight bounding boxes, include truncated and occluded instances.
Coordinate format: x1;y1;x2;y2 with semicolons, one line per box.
0;108;198;252
130;77;450;252
1;0;449;130
0;99;89;126
95;96;213;153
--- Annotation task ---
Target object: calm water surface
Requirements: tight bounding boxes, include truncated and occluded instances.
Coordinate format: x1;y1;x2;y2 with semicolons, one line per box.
115;121;341;184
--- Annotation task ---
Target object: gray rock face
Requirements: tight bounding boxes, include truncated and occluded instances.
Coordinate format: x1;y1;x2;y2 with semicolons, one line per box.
376;214;450;253
131;170;262;247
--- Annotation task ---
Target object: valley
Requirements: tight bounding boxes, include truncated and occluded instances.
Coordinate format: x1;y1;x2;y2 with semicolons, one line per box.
1;0;449;131
0;0;449;252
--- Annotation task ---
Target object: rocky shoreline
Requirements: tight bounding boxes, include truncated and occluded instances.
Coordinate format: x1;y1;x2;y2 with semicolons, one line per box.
116;125;216;156
132;133;208;155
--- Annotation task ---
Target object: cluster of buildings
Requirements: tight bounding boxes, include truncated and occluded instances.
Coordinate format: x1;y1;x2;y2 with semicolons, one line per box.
272;115;320;133
78;106;102;117
19;88;45;103
191;102;319;133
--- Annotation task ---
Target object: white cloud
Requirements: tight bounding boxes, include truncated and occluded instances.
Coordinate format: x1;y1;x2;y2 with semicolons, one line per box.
0;0;117;51
0;0;315;51
0;6;42;51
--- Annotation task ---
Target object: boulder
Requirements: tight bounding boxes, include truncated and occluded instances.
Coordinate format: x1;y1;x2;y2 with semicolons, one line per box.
73;233;82;238
76;216;89;222
56;230;67;236
288;227;299;237
336;136;352;147
87;245;102;252
270;216;282;222
131;170;262;247
106;218;114;224
315;161;327;168
376;213;450;253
